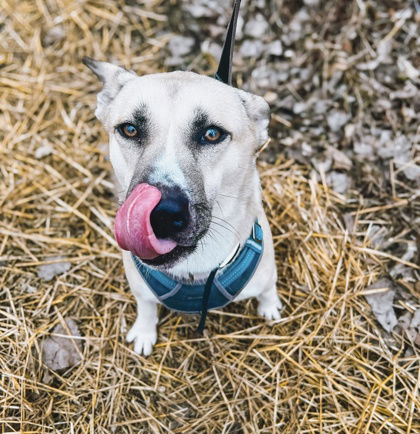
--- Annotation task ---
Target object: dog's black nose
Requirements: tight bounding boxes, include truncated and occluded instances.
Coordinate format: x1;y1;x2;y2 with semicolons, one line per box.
150;193;189;239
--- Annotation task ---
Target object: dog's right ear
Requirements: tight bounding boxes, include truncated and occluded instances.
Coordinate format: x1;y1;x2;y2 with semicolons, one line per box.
82;57;136;122
236;89;270;148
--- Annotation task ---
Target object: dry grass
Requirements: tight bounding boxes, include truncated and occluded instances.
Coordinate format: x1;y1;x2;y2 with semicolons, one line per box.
0;0;419;432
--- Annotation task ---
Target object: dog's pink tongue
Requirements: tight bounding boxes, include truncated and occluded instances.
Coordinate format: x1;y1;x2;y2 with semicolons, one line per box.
114;184;177;260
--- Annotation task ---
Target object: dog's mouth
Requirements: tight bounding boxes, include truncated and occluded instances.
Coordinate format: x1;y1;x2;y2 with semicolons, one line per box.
141;244;197;267
114;184;178;260
114;183;209;266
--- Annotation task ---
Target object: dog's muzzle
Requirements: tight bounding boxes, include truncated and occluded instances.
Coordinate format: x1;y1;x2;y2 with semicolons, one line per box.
114;183;178;260
114;183;209;264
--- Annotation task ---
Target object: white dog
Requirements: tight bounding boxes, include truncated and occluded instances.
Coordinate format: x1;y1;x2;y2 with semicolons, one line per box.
84;0;282;355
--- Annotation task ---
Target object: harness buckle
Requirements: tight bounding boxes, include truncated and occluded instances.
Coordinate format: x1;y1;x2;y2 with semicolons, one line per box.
219;243;240;268
252;222;263;244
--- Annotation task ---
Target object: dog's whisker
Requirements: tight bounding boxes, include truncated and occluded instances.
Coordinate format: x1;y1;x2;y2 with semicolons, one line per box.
211;216;241;238
215;199;224;215
207;226;225;242
210;222;241;244
210;219;235;233
216;192;241;200
212;201;241;234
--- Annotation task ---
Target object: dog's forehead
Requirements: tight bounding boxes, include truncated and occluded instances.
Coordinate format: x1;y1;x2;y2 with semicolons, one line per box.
110;71;245;126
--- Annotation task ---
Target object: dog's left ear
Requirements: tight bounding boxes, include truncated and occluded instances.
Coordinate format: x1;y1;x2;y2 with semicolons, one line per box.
237;89;270;147
83;57;136;122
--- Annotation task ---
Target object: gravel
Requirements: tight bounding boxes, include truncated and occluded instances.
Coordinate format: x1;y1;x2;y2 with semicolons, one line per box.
37;256;71;281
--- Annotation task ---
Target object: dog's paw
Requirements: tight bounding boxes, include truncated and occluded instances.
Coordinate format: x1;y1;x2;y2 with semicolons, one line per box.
127;321;157;356
257;297;282;321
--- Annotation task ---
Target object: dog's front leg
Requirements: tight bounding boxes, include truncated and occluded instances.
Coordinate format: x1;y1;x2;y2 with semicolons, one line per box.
257;283;282;321
123;251;159;356
126;295;158;356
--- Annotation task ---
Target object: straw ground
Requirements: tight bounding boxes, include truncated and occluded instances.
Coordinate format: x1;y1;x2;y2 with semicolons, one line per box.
1;0;419;432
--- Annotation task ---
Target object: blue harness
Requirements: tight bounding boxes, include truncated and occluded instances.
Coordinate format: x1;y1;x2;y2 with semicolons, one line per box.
131;222;264;329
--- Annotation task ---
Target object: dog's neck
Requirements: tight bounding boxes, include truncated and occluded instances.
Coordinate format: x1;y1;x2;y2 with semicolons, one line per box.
165;169;262;281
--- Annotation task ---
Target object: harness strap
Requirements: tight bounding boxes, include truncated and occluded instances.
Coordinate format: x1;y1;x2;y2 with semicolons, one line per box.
195;267;219;335
131;221;263;327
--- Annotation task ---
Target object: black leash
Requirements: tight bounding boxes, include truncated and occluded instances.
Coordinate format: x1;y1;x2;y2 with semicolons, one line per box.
195;267;219;335
197;0;244;334
215;0;242;85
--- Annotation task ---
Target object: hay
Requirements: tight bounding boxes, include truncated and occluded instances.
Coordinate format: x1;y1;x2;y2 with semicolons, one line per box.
0;0;419;432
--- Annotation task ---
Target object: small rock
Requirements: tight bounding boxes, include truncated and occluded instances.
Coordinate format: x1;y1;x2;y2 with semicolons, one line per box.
208;23;225;39
239;39;264;58
327;146;353;170
343;213;355;233
397;311;412;330
289;8;310;33
244;13;269;38
263;91;277;104
168;35;195;56
376;98;392;110
366;225;388;249
344;124;355;140
276;70;290;82
42;318;82;372
365;279;398;333
402;106;416;120
390;82;418;99
254;0;266;7
396;309;420;345
301;142;313;157
185;0;224;18
329;171;350;194
390;242;417;279
299;68;311;81
37;256;71;281
251;65;278;88
43;25;65;46
186;4;211;18
377;39;393;64
35;144;53;159
311;156;332;174
165;35;195;66
354;141;373;157
394;8;413;21
402;163;420;182
293;101;308;115
393;151;420;182
266;40;283;56
397;56;419;81
328;71;344;92
314;99;329;114
201;40;222;60
377;133;410;159
409;309;420;345
327;110;350;132
25;284;37;294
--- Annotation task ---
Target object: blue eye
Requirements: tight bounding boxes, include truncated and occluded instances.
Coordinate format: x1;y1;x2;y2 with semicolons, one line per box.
118;123;138;138
200;126;227;145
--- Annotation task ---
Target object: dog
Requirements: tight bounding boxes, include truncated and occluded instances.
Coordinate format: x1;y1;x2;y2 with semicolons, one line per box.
83;1;282;356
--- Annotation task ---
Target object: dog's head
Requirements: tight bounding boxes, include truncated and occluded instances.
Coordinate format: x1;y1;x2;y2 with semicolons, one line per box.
84;58;269;268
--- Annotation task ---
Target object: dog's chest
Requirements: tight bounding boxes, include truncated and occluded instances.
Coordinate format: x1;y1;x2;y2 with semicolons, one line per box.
130;221;265;313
